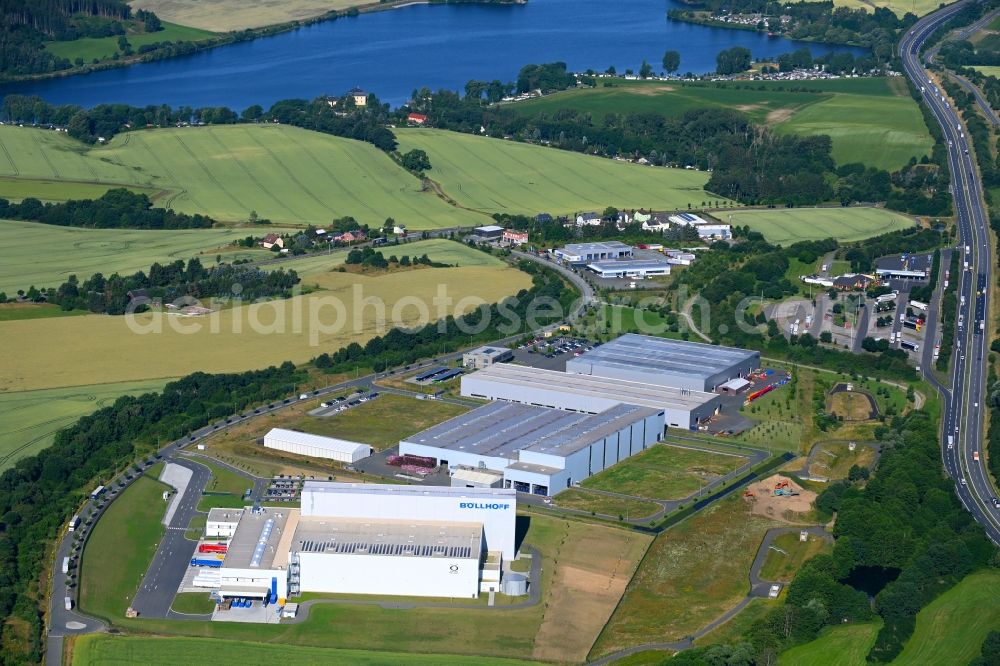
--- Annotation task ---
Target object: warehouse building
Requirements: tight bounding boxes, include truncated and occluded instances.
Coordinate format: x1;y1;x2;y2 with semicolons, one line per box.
586;259;671;279
875;253;932;281
211;483;518;604
567;334;759;392
463;345;514;369
263;428;371;463
399;401;664;496
552;241;633;263
472;225;504;241
461;363;720;429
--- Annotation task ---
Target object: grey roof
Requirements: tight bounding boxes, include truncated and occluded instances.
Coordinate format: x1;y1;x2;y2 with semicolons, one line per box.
404;401;658;460
301;481;515;502
559;241;633;257
292;517;481;560
587;259;671;272
465;345;511;357
467;363;717;411
223;507;293;570
570;334;758;382
875;253;932;274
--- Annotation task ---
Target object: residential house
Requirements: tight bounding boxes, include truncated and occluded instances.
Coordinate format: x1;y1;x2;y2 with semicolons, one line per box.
502;230;529;246
332;230;366;244
260;234;284;250
393;224;407;235
575;212;602;226
348;87;368;106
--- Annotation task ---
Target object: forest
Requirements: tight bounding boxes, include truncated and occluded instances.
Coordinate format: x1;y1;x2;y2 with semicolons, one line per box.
0;189;215;229
5;257;300;315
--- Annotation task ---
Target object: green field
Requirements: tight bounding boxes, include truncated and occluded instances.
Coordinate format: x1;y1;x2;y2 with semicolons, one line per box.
973;66;1000;78
0;219;279;294
79;475;170;620
72;633;545;665
580;445;747;500
514;77;931;170
394;128;717;215
44;22;215;63
893;569;1000;665
759;532;832;582
725;208;913;245
777;622;882;665
0;379;169;472
170;593;216;615
551;488;662;519
834;0;947;16
0;125;482;229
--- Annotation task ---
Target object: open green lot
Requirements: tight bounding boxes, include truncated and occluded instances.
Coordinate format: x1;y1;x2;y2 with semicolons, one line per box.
79;475;170;620
973;66;1000;78
725;207;913;245
551;488;661;519
394;128;718;215
592;495;781;657
0;219;280;295
0;379;169;472
580;444;747;500
894;569;1000;665
0;125;481;229
834;0;944;15
777;622;882;665
808;442;878;480
759;532;832;582
196;458;252;495
169;593;216;615
72;634;545;666
514;77;931;170
298;393;470;450
44;21;215;63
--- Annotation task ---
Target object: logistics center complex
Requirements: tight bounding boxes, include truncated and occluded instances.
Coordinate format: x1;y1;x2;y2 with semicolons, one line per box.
197;483;518;605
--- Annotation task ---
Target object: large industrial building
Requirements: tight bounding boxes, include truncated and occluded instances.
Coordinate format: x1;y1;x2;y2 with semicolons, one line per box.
202;483;518;604
586;259;671;279
567;334;759;392
399;401;664;496
552;241;633;263
263;428;371;463
461;363;720;429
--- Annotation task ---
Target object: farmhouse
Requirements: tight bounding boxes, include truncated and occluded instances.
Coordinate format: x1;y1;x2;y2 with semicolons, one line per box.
461;363;721;429
260;234;284;250
567;333;759;392
552;241;633;263
399;401;664;497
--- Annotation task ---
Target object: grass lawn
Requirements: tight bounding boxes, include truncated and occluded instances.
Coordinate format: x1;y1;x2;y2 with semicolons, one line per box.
169;593;216;615
834;0;947;15
129;0;358;31
79;475;171;620
514;77;931;170
394;128;719;215
759;532;832;582
71;634;544;666
973;66;1000;78
0;125;481;229
44;22;214;63
893;569;1000;665
78;513;648;663
299;393;470;450
724;208;913;245
580;444;748;500
0;379;170;472
184;514;206;540
0;303;89;321
0;219;285;295
808;442;878;480
196;494;248;512
693;597;779;647
0;265;530;393
777;622;882;665
195;459;252;495
592;495;782;657
551;488;662;520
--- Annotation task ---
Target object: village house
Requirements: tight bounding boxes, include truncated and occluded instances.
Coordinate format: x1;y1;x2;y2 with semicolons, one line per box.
260;234;284;250
502;229;529;246
348;87;368;106
575;212;602;227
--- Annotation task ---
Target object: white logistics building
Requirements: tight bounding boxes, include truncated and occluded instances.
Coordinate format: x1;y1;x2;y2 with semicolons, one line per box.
399;401;664;496
461;363;720;430
263;428;372;463
567;333;759;392
551;241;633;263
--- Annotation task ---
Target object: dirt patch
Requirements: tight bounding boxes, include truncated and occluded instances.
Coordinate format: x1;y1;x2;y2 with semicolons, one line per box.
743;474;816;523
624;85;677;96
829;392;876;420
766;108;795;125
532;526;649;663
735;103;762;112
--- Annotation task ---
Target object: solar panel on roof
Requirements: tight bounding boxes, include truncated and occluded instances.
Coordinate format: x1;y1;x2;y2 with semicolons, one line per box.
415;366;448;381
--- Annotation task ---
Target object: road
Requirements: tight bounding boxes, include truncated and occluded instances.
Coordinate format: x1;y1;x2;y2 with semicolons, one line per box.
901;2;1000;544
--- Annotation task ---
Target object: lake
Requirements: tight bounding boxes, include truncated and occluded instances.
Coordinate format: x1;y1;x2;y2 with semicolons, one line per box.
0;0;866;109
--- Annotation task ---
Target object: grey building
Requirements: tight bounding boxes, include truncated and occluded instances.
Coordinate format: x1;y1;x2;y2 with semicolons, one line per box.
399;401;664;496
461;363;720;429
875;253;932;281
463;345;514;369
567;334;759;392
552;241;633;263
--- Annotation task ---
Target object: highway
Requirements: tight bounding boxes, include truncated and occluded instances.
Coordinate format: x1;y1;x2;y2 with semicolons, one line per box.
900;1;1000;544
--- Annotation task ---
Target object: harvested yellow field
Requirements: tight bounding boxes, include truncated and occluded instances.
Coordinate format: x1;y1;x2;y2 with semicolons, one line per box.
0;266;531;392
129;0;359;32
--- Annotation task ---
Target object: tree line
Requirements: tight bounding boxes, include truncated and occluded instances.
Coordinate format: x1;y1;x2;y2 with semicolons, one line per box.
6;256;300;314
0;188;215;229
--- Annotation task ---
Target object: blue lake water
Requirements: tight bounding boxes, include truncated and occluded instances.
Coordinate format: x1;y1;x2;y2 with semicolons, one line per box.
0;0;866;109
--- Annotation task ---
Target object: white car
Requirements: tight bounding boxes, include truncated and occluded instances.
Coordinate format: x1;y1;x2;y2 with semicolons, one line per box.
769;584;782;598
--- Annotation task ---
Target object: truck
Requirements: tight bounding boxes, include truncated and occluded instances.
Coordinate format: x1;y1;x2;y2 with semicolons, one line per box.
198;543;228;554
900;340;919;352
974;451;981;462
948;435;954;450
68;515;80;532
62;557;70;574
90;485;105;501
299;393;308;400
190;556;225;568
64;597;72;611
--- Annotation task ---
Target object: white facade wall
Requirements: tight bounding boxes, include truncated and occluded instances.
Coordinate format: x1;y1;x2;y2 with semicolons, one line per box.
297;552;479;598
300;485;516;559
220;567;288;600
263;429;370;463
207;520;240;539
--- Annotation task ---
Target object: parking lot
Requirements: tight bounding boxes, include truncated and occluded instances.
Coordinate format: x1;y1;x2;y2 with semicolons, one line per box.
264;477;302;502
512;336;595;371
307;391;380;418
